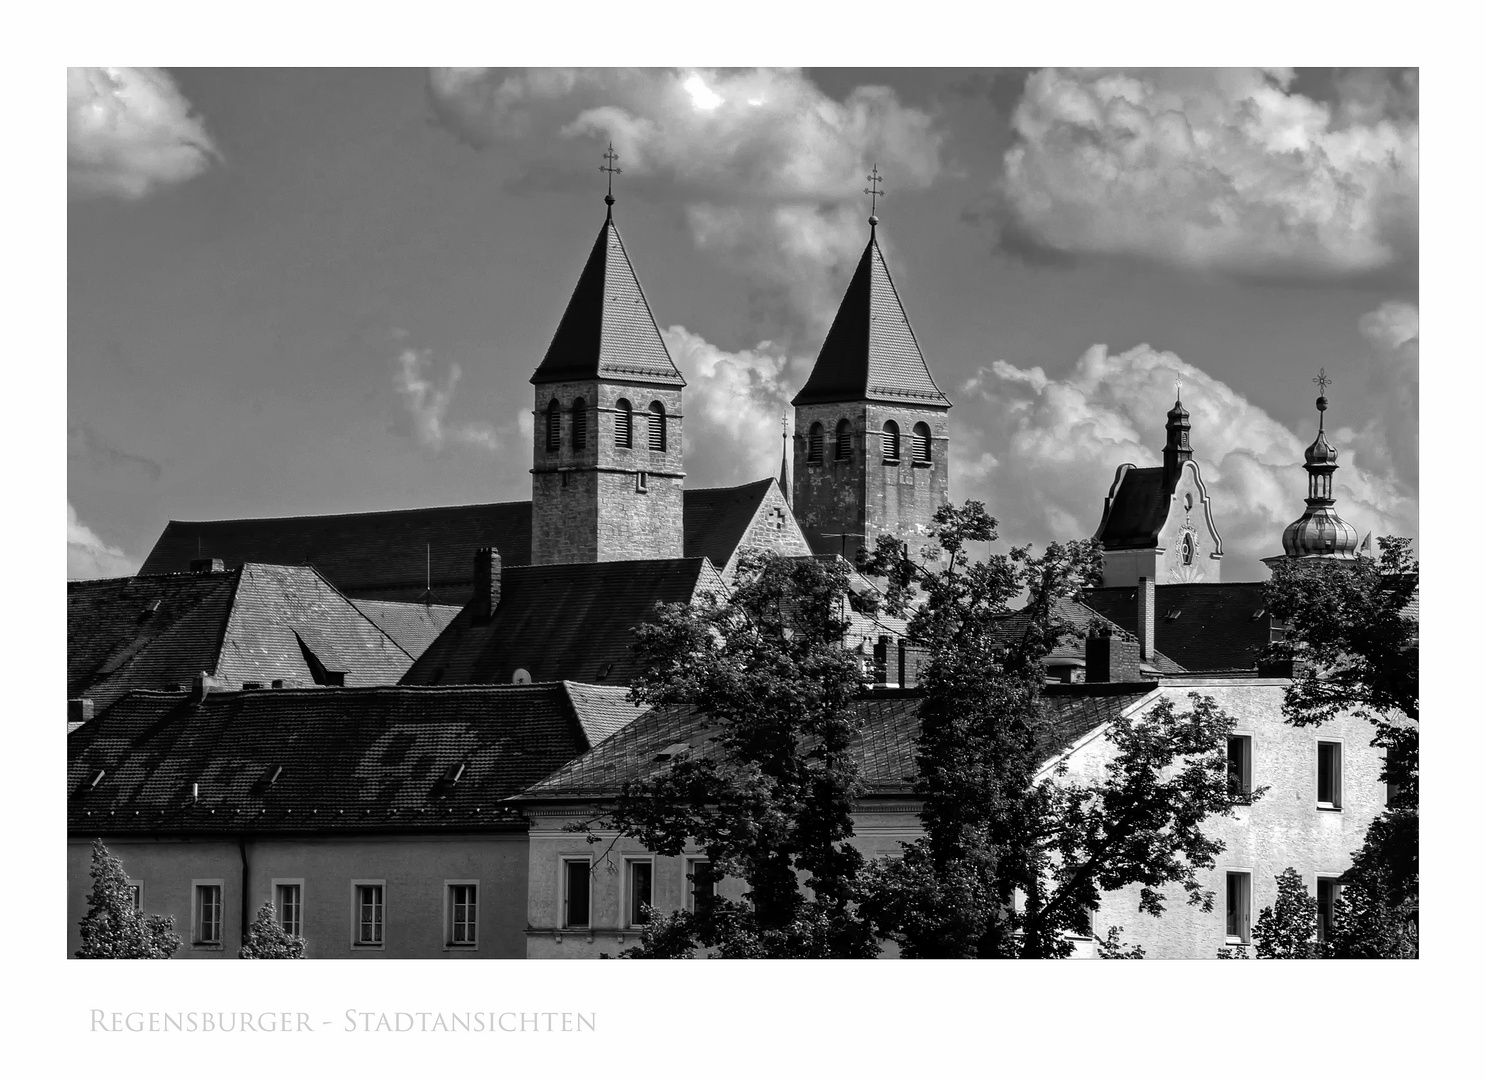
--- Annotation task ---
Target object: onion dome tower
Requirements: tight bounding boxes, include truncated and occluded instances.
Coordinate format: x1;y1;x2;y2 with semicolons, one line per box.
1268;369;1360;565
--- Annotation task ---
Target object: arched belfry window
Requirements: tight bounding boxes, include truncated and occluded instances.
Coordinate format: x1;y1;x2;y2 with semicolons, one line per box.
835;419;852;460
615;398;633;448
648;402;666;452
572;397;587;450
881;420;900;461
912;422;932;463
807;422;824;463
545;398;561;452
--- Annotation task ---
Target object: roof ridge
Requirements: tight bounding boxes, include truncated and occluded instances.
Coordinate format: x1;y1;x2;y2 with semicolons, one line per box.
163;499;531;527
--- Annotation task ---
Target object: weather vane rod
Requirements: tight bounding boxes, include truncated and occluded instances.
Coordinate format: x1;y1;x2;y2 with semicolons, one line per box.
864;164;884;220
600;142;621;205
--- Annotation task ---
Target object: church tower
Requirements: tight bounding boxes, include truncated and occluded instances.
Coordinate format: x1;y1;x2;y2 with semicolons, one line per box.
530;175;686;565
790;187;951;564
1263;370;1360;570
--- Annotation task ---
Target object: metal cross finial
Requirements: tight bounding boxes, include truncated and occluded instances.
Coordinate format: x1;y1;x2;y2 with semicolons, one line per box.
781;413;787;439
864;164;884;218
600;142;622;204
1313;368;1331;394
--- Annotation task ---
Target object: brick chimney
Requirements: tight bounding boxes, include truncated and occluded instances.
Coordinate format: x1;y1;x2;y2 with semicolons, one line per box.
1136;576;1156;662
1086;625;1140;683
190;557;225;573
68;698;94;725
472;547;501;625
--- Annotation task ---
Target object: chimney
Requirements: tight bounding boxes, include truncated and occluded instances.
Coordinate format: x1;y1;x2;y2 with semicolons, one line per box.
68;698;94;724
1136;576;1156;663
472;547;501;625
190;557;225;573
191;670;213;703
900;642;930;689
1085;625;1140;683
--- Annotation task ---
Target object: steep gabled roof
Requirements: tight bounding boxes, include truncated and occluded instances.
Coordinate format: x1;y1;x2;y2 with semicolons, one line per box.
348;598;463;659
683;478;777;570
531;211;684;387
562;681;648;747
401;557;726;687
1094;465;1171;550
1080;582;1272;672
139;501;533;602
66;684;600;834
792;233;949;408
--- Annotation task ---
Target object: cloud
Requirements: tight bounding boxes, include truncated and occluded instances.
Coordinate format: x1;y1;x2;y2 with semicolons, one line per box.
68;503;136;579
663;326;798;488
68;67;219;200
68;424;162;481
391;343;501;453
428;68;944;341
1352;299;1419;492
951;341;1417;581
997;68;1418;275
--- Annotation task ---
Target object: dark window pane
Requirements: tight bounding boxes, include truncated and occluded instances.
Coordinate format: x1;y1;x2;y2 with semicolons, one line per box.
565;862;590;928
631;863;653;925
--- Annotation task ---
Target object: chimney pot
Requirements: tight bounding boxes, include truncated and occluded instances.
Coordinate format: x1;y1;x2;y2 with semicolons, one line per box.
190;557;225;573
472;547;502;624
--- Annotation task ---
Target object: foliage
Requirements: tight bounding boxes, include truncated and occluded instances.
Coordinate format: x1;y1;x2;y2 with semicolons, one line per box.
593;552;879;958
1252;867;1324;958
76;839;181;959
619;908;697;959
856;502;1253;957
1329;815;1419;959
238;900;306;959
1094;925;1145;959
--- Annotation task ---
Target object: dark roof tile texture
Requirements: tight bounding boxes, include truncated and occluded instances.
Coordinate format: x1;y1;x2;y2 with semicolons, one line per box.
1080;582;1272;671
1094;466;1172;549
682;478;775;571
348;599;463;659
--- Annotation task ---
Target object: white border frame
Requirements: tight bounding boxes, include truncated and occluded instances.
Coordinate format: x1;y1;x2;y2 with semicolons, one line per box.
349;879;387;951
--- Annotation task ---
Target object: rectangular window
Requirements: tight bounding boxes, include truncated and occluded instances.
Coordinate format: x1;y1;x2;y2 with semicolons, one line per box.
687;859;714;913
1226;735;1252;797
447;883;478;947
628;860;653;927
1316;877;1340;944
1385;746;1400;807
563;859;591;929
1317;741;1343;809
127;881;143;912
1225;872;1251;943
194;883;223;945
354;883;384;946
274;881;302;939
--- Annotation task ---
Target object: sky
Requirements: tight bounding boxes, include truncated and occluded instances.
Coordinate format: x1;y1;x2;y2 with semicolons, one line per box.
67;67;1419;583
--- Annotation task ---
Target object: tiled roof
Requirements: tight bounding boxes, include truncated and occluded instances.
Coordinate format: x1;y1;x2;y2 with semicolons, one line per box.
348;598;462;659
991;596;1186;675
138;501;533;603
1080;582;1272;672
67;684;598;834
1094;465;1171;549
562;681;648;747
139;486;783;604
530;211;684;387
68;564;418;710
792;234;949;408
517;685;1155;801
401;558;725;687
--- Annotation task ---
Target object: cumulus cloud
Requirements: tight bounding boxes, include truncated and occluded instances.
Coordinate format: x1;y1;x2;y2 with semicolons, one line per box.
998;68;1418;275
1352;299;1419;492
952;341;1417;580
68;67;219;200
68;503;136;579
392;343;501;453
428;68;943;340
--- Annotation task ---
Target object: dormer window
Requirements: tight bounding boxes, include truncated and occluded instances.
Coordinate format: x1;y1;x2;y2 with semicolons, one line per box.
545;399;561;452
615;399;633;448
881;420;900;461
572;397;587;450
648;402;666;452
835;419;852;460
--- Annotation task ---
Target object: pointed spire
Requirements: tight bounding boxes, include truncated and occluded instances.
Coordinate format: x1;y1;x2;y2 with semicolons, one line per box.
1162;377;1192;489
1279;369;1358;560
779;414;790;506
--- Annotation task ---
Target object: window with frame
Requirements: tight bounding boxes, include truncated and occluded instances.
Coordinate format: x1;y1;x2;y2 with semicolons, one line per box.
572;397;587;450
834;418;852;460
1225;872;1251;943
563;859;591;929
194;883;223;945
447;883;478;947
615;399;633;448
881;420;900;461
911;421;931;463
1317;741;1343;809
1226;735;1252;797
1316;877;1340;945
687;859;715;913
274;882;302;939
627;860;654;927
128;881;143;912
807;422;824;463
354;883;384;946
648;402;666;452
545;398;562;452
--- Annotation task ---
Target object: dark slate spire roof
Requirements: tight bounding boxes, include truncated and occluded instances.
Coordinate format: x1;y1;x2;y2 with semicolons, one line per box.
791;230;950;408
531;209;685;387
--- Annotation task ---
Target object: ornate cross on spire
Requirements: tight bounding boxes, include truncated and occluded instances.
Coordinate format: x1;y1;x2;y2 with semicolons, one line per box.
1313;367;1331;418
1175;373;1182;402
600;142;621;207
864;163;884;224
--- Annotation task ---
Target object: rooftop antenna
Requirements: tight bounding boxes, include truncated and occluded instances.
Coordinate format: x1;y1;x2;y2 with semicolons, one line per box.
864;163;884;232
600;141;622;212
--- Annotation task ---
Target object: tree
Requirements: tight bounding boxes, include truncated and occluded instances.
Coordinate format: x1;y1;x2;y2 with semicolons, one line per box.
76;839;181;959
593;552;879;958
1264;537;1418;952
1252;867;1324;958
856;502;1254;958
239;900;306;958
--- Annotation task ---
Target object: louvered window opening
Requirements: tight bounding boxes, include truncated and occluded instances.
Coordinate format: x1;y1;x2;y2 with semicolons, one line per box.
545;400;561;452
835;419;852;460
912;422;932;462
807;423;824;463
572;398;587;450
615;399;633;448
649;402;666;452
881;420;900;460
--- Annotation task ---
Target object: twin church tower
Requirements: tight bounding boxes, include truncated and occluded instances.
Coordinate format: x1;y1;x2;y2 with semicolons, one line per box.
528;176;950;568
